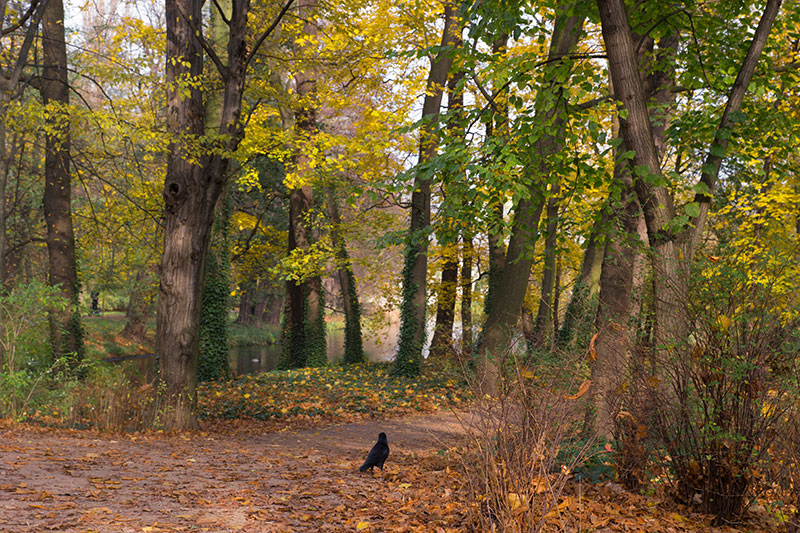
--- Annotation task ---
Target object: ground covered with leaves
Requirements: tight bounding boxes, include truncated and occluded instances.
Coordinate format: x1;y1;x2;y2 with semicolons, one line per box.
0;365;788;532
198;364;471;426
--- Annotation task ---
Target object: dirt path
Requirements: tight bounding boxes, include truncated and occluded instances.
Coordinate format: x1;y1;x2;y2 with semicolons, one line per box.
0;412;469;532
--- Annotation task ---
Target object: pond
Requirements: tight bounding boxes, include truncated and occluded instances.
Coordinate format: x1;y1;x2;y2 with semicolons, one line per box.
228;321;399;376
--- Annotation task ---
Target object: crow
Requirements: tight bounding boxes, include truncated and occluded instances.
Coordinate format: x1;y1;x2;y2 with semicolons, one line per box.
359;432;389;472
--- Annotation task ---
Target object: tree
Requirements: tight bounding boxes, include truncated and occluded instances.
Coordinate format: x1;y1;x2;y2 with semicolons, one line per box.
475;2;585;394
394;1;461;377
41;0;84;366
596;0;781;368
157;0;292;429
0;0;47;288
281;0;327;369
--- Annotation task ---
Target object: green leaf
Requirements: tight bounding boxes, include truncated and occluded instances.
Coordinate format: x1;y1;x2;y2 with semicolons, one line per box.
685;202;700;218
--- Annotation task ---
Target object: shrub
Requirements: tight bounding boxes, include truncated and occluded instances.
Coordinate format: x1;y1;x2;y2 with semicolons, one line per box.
459;353;595;532
643;252;800;524
0;281;68;418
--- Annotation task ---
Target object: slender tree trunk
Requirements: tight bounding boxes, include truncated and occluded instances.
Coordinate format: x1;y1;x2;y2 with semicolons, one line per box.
325;183;364;364
41;0;83;365
394;2;460;376
0;91;9;289
552;260;561;338
532;183;561;348
281;0;326;368
0;0;46;289
121;267;156;341
429;61;466;363
484;34;509;316
429;242;459;360
476;5;585;394
460;234;473;354
556;211;607;348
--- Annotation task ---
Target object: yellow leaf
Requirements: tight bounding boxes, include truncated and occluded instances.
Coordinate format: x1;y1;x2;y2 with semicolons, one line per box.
564;380;591;400
356;521;370;530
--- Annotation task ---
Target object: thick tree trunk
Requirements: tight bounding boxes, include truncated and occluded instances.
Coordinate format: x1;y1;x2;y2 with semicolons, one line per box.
157;0;258;429
476;5;585;394
597;0;780;359
394;2;460;376
592;27;677;451
41;0;83;365
593;172;641;440
325;183;364;364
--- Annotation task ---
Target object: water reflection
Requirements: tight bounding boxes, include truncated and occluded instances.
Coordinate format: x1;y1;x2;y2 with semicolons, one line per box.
229;343;281;375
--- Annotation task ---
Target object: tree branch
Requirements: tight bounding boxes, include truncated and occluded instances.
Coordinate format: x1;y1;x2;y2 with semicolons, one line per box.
245;0;295;69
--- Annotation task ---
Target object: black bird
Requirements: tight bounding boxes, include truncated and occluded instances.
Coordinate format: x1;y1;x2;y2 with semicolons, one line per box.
359;432;389;472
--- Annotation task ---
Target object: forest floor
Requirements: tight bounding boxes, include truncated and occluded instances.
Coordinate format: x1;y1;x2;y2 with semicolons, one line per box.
2;411;466;532
0;409;786;533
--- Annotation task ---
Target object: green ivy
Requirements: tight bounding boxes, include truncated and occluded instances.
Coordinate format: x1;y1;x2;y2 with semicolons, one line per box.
393;242;424;377
199;197;232;382
342;267;365;365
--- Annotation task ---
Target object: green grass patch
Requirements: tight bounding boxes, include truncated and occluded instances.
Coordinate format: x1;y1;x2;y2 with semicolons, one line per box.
198;362;471;422
227;321;280;347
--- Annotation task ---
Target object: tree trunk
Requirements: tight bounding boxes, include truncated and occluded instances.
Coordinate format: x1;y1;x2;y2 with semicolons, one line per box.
592;27;677;448
532;183;561;349
325;183;364;364
483;34;509;316
460;234;473;354
556;210;607;349
281;0;326;368
41;0;83;366
157;0;264;429
394;2;460;376
429;242;459;360
121;267;156;341
597;0;780;359
476;5;585;394
0;0;46;289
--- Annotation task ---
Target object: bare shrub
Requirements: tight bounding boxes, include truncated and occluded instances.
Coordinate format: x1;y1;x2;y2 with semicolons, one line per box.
459;350;595;531
63;364;162;431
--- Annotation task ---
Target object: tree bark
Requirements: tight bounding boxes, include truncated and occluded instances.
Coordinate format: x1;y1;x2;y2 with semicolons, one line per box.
394;2;460;376
429;242;459;360
592;29;677;447
41;0;83;365
483;34;509;316
0;0;46;289
121;267;156;341
556;210;607;349
476;4;585;394
532;183;561;348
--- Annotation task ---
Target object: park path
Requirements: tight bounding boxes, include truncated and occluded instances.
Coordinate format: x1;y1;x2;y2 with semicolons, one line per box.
0;412;469;532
